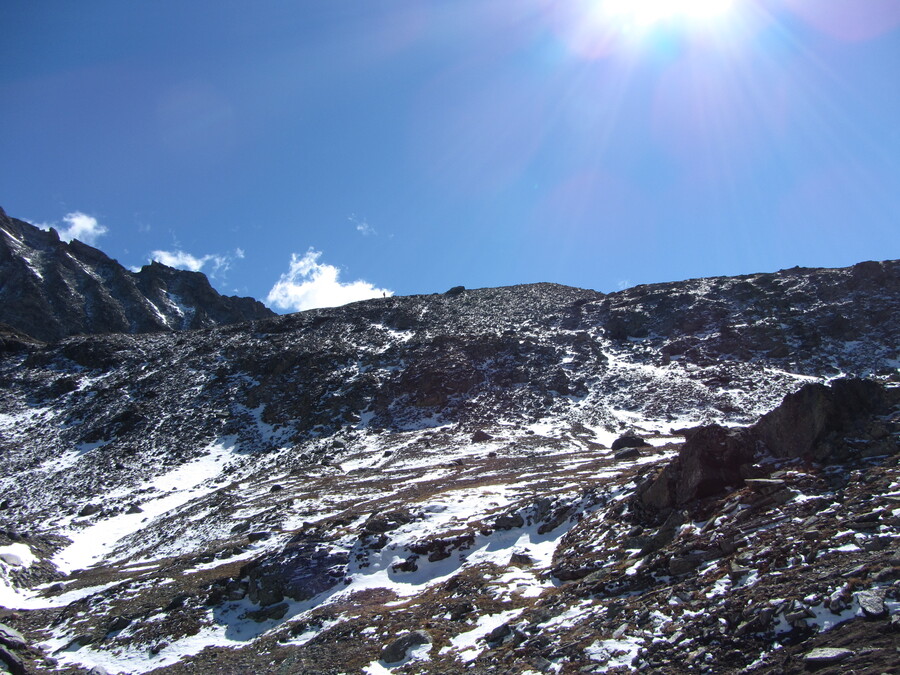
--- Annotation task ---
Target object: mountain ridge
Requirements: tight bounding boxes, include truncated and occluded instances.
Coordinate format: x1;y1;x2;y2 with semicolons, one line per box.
0;207;274;343
0;242;897;673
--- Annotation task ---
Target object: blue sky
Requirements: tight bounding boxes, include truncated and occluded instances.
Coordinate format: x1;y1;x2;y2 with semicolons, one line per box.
2;0;899;311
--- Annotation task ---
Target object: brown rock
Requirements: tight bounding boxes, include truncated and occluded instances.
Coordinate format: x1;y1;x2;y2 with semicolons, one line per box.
752;378;892;462
635;425;755;512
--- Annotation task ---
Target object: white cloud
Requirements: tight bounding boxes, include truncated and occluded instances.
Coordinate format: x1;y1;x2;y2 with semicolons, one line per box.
266;248;393;312
149;248;240;278
350;214;376;236
39;211;108;245
151;249;208;272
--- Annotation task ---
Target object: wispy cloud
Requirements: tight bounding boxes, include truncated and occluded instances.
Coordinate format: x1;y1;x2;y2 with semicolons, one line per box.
266;248;393;312
149;248;243;278
350;214;376;236
39;211;108;245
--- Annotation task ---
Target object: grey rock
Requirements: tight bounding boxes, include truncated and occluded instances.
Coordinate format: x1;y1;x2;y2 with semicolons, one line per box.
614;447;641;461
381;630;431;663
744;478;786;494
529;656;554;673
857;589;887;618
247;602;289;622
494;512;524;530
804;647;854;664
669;553;710;576
0;623;25;650
0;646;26;675
785;608;813;623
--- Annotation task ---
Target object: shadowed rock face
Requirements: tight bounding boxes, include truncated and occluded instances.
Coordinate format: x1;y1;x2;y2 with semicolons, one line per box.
635;378;900;515
753;377;895;462
244;540;350;607
0;207;274;342
635;425;757;514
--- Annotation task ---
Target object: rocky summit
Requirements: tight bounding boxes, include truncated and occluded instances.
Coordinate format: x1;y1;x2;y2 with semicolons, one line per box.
0;207;273;344
0;254;898;674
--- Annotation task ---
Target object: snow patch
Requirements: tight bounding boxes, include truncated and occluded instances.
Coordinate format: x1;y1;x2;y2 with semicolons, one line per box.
0;543;36;568
52;440;237;572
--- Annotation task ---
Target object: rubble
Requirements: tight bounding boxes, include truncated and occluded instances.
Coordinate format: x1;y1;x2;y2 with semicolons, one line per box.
0;261;896;673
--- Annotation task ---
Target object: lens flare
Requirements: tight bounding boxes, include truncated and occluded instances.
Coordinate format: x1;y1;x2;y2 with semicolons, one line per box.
600;0;734;29
551;0;738;59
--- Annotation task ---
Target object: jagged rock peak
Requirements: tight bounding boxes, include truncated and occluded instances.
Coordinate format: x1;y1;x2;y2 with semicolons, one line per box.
0;206;274;342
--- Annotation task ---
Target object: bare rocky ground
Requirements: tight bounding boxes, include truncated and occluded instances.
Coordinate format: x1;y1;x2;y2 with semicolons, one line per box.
0;260;898;674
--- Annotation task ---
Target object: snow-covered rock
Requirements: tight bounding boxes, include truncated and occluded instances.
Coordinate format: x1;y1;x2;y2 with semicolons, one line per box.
0;253;897;673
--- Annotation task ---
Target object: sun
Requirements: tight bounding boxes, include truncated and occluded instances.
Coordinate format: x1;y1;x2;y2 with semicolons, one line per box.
596;0;734;31
550;0;738;60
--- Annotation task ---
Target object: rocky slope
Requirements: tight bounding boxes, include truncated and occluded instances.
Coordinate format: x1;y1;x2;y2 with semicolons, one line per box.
0;207;273;343
0;260;897;674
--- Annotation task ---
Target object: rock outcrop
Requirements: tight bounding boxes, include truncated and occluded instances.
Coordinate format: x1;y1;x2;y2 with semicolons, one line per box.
635;424;756;513
636;378;899;516
752;377;897;462
0;206;273;342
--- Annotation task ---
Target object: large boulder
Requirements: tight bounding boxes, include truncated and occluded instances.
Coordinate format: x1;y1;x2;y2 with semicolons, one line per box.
751;378;896;462
611;434;648;451
636;425;756;513
242;539;348;607
635;378;898;516
381;630;432;663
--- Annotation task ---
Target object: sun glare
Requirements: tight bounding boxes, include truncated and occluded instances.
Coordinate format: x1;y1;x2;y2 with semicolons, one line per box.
599;0;733;30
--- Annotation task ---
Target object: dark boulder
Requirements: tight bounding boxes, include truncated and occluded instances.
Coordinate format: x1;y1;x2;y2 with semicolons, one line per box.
614;447;641;461
494;512;525;530
0;645;26;675
636;378;897;515
362;510;414;534
243;541;348;607
636;425;755;513
381;630;431;663
611;434;649;451
751;378;897;462
78;503;102;517
247;602;290;622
